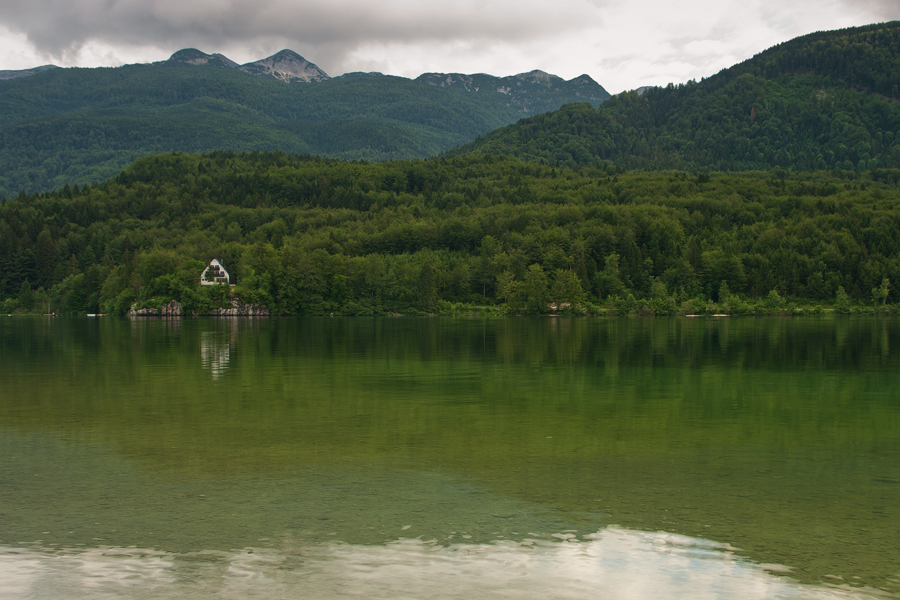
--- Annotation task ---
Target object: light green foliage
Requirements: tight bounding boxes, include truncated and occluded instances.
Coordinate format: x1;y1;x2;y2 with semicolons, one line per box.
718;281;732;304
596;253;625;299
835;286;852;314
551;269;585;308
523;264;549;315
873;277;890;306
766;289;786;310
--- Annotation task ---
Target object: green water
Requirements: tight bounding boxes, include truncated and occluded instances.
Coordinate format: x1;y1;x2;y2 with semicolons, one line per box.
1;317;898;599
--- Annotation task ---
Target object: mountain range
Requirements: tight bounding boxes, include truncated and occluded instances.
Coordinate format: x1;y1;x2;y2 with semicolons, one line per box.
0;48;609;198
167;48;330;82
452;21;900;172
3;21;900;201
415;71;609;115
162;47;611;111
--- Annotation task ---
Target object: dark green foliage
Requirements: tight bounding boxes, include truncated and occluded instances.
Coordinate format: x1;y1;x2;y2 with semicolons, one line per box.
1;151;899;315
0;61;606;199
453;21;900;172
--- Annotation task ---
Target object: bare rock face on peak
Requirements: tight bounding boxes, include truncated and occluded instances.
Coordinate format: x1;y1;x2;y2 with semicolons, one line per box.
416;70;609;113
334;71;385;79
515;69;558;84
238;50;329;83
165;48;328;83
167;49;238;69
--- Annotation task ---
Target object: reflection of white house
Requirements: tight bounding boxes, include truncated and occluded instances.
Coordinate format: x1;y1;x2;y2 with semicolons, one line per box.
200;331;230;380
200;258;232;286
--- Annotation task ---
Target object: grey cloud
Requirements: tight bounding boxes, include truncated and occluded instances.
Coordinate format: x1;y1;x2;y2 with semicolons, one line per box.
0;0;592;71
839;0;900;20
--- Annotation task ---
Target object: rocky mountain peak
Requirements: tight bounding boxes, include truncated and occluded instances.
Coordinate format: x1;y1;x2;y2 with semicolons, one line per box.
269;49;305;62
238;50;329;83
515;70;559;84
168;48;207;63
167;49;237;69
164;48;328;83
166;48;237;69
570;74;599;86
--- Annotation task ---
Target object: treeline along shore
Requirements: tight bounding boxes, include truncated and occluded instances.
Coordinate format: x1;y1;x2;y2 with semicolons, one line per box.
1;151;899;316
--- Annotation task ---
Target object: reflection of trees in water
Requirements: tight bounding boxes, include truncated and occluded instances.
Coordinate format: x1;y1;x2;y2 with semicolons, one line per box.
201;331;230;380
1;316;898;588
228;317;900;373
4;317;899;374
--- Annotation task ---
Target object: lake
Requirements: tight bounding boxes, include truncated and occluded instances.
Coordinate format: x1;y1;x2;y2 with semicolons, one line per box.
1;316;898;599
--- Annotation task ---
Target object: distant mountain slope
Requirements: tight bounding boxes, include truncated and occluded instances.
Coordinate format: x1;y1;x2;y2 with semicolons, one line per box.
0;66;514;198
452;21;900;172
416;70;609;113
0;51;611;198
0;65;59;81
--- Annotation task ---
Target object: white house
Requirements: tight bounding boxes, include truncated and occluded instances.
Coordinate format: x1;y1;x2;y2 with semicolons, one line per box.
200;258;232;286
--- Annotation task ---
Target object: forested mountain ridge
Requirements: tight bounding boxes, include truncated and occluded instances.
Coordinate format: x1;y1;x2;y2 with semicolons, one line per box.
0;51;611;199
0;64;59;81
1;151;898;316
416;70;610;115
452;21;900;172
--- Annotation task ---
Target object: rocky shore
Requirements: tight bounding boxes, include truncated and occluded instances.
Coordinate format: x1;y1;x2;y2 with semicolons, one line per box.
129;300;269;317
205;300;269;317
130;300;183;317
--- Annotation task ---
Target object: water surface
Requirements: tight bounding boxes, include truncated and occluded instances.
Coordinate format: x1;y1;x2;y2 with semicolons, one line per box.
1;317;898;598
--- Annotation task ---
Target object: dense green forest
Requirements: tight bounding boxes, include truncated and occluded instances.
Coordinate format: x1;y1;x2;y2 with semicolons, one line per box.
1;152;898;316
453;21;900;172
0;58;608;199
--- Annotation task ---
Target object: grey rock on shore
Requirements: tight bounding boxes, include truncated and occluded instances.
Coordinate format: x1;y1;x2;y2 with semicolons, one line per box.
130;300;183;317
129;299;269;317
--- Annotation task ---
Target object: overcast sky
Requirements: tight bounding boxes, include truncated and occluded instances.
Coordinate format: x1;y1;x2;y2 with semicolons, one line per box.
1;0;898;93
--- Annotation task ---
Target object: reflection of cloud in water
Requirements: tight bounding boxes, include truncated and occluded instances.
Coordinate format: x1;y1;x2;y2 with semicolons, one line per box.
1;528;891;600
200;332;230;380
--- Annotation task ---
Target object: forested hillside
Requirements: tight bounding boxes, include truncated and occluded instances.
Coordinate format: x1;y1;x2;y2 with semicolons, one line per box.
453;21;900;172
0;55;610;199
1;152;898;316
416;70;609;115
0;63;517;198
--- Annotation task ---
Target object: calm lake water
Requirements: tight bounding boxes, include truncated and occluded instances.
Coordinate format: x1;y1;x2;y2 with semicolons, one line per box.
1;316;898;599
